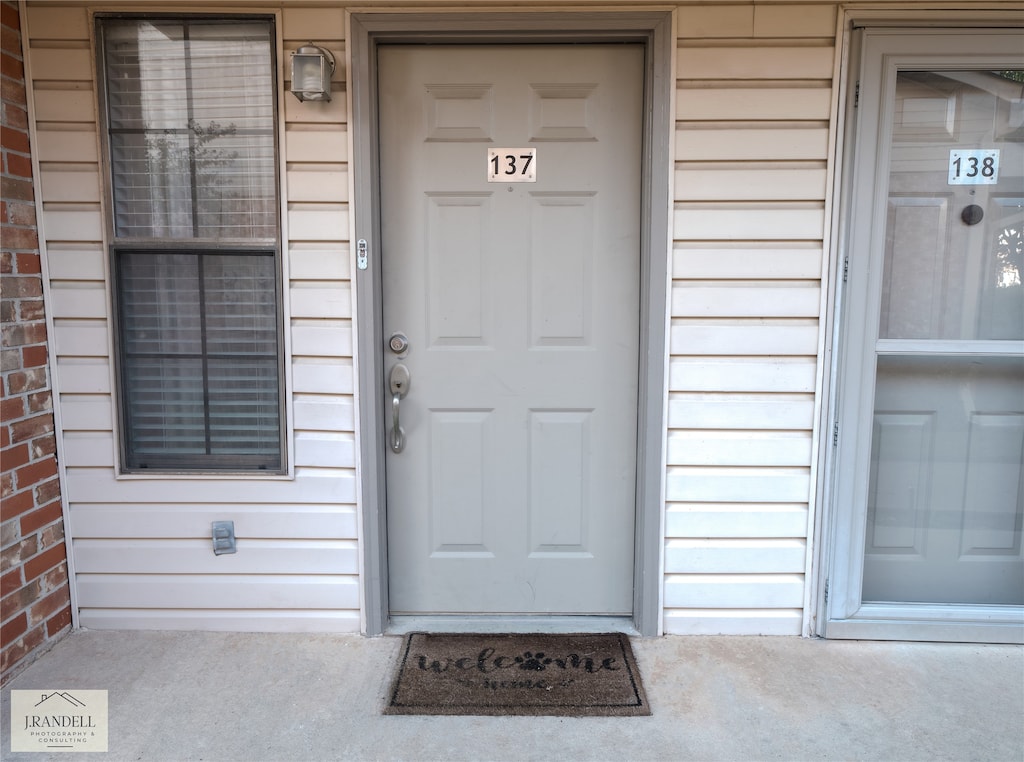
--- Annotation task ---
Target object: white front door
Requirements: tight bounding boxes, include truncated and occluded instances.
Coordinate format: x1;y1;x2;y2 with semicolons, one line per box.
378;45;643;615
827;29;1024;641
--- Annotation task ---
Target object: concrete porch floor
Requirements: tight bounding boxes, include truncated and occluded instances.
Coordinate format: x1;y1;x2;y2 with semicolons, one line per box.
2;629;1022;761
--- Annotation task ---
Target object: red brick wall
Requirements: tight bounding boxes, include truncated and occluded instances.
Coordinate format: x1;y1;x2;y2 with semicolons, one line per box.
1;0;72;686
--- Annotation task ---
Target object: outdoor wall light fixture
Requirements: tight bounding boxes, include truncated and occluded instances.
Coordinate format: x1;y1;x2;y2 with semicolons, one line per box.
290;43;335;102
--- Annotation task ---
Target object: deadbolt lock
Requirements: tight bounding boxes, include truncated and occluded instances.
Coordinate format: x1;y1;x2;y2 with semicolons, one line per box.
389;332;410;355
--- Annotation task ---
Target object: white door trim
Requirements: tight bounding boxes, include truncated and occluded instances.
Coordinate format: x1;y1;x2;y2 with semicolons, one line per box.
348;11;674;636
818;21;1024;643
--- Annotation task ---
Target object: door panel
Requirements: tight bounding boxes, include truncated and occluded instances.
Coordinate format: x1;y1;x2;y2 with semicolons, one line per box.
379;45;642;615
865;355;1024;605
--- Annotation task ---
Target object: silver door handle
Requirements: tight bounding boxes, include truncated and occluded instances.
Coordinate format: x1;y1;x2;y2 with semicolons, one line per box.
389;363;410;453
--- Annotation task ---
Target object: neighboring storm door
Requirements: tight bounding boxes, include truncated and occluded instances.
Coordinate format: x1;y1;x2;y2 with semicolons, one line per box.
827;29;1023;641
378;45;643;615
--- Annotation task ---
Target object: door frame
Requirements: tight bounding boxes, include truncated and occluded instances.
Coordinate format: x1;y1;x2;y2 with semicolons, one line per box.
348;10;674;636
817;20;1024;643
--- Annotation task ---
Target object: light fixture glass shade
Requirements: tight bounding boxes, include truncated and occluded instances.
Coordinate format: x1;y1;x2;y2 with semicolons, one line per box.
290;44;333;102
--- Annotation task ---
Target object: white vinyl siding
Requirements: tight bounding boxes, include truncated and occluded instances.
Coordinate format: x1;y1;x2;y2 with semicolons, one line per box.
666;3;837;636
25;4;358;632
27;0;844;636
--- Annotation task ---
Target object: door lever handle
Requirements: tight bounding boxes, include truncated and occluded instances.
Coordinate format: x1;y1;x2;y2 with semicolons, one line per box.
388;363;410;453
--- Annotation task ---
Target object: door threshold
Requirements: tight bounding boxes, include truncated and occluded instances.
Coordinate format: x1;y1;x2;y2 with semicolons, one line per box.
387;615;639;637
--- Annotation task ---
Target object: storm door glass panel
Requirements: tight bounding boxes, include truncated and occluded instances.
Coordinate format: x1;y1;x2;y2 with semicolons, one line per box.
863;70;1024;605
103;20;276;239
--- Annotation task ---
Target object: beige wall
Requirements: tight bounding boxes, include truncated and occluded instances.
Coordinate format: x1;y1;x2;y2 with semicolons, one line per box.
24;0;849;635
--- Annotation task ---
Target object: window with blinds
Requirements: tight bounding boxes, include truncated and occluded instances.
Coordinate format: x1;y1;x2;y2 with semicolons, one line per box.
99;17;284;472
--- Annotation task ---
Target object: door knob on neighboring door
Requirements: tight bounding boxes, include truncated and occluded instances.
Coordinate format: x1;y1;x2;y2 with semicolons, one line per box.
389;363;411;453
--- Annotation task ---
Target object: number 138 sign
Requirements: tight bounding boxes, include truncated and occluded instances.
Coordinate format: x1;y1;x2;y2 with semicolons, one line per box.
488;148;537;182
948;149;999;185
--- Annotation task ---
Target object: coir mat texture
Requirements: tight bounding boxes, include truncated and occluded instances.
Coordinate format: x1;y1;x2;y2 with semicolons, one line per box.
384;632;651;716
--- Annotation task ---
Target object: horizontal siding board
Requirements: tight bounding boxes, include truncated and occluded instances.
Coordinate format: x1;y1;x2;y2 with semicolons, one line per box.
287;169;348;202
754;5;837;38
666;468;810;503
672;285;821;317
43;209;103;241
69;504;357;539
35;130;98;162
65;467;357;504
284;92;348;125
288;245;350;280
677;88;831;121
293;397;354;432
675;167;827;202
289;284;352;319
288;207;349;242
670;358;817;392
667;431;813;467
46;245;105;279
26;6;88;38
664;574;805;608
56;358;110;393
665;539;806;574
79;608;360;633
677;47;835;80
73;539;359;575
49;284;107;318
671;324;819;355
664;609;802;636
62;432;115;467
675;5;753;38
33;88;95;122
674;207;824;240
673;247;822;279
76;574;358;609
29;47;92;80
665;504;809;539
676;128;829;161
291;322;352;356
668;397;816;430
285;130;347;163
59;395;112;431
294;432;356;469
282;8;345;40
54;320;108;357
292;359;354;395
39;168;101;203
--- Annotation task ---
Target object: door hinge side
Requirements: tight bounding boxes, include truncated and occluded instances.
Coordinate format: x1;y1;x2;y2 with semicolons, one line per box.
842;256;849;283
823;579;829;605
854;80;860;108
832;421;840;447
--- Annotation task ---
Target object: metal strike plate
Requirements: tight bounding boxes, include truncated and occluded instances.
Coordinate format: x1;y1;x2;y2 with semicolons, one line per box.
357;239;368;270
212;520;237;555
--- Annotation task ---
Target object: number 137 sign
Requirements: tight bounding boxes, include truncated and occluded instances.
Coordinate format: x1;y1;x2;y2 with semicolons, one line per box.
488;148;537;182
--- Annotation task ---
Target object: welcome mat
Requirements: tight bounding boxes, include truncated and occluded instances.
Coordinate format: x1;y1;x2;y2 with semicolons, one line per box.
384;632;650;716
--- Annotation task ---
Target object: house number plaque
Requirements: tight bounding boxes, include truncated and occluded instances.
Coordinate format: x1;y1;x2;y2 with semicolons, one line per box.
948;149;999;185
488;148;537;182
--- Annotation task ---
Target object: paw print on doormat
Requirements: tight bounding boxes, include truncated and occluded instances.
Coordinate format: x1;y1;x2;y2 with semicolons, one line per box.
515;651;553;671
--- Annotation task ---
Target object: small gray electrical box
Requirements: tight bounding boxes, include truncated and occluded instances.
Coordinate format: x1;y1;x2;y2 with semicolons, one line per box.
211;521;237;555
